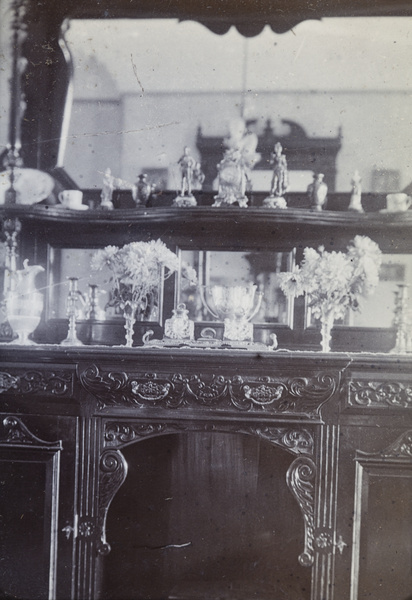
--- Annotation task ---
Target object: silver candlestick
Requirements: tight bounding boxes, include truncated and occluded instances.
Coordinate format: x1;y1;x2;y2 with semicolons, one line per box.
390;284;411;354
60;277;85;346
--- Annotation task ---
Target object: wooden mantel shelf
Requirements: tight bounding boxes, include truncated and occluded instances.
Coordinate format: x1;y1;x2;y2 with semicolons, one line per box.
2;204;412;228
1;344;411;421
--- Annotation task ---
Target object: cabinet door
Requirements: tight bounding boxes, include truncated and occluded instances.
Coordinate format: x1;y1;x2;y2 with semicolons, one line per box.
0;414;77;600
334;425;412;600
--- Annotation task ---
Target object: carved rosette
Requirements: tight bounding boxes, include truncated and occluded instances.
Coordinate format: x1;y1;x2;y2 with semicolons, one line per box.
286;456;316;567
0;369;73;397
348;380;412;409
97;449;128;555
104;421;315;456
80;364;338;416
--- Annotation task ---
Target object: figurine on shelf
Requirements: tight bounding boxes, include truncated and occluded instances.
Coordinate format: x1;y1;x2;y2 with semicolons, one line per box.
100;168;115;210
213;118;260;208
100;168;135;209
263;142;289;209
133;173;153;206
348;170;364;213
308;173;328;211
173;146;198;207
193;161;205;190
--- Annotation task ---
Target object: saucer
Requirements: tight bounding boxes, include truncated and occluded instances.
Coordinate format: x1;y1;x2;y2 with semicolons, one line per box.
57;203;89;211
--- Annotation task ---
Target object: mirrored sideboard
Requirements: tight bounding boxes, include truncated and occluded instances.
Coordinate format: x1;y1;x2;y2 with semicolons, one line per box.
1;203;411;353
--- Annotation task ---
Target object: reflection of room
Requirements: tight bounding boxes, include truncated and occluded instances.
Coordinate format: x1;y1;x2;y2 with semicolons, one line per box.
63;18;412;192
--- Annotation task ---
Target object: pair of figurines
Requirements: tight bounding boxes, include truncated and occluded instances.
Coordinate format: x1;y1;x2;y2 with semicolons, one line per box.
100;168;155;208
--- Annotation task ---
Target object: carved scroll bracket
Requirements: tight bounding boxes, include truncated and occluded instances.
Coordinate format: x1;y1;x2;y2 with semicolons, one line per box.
286;456;316;567
96;449;128;555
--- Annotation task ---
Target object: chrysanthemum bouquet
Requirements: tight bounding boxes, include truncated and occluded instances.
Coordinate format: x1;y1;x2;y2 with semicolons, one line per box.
91;239;197;345
279;236;382;350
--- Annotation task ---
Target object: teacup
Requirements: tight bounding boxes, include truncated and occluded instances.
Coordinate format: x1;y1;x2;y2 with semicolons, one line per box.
58;189;84;210
385;193;412;213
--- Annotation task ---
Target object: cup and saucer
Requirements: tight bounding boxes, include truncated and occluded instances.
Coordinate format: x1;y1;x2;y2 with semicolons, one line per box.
380;193;412;214
58;190;89;210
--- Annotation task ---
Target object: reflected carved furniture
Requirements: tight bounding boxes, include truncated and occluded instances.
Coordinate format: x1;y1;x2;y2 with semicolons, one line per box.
196;120;342;191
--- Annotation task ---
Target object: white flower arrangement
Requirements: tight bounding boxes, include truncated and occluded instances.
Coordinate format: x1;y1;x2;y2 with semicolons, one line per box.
279;236;382;321
91;239;197;312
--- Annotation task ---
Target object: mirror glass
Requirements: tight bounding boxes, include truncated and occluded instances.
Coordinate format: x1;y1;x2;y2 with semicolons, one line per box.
306;253;412;328
178;249;294;325
63;17;412;194
48;247;161;321
349;253;412;328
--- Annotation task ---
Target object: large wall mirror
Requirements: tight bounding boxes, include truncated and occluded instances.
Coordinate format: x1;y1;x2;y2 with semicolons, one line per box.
177;249;294;326
60;17;412;194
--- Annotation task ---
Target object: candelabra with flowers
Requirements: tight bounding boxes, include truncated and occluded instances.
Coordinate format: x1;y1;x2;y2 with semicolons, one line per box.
91;240;196;347
278;236;382;352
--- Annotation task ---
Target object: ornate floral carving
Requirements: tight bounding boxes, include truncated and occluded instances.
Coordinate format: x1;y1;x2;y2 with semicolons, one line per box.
357;430;412;461
286;456;316;567
348;380;412;409
80;364;338;416
0;369;73;397
97;449;128;555
0;372;19;393
0;416;62;449
131;379;171;402
105;422;169;444
242;383;284;405
104;421;314;456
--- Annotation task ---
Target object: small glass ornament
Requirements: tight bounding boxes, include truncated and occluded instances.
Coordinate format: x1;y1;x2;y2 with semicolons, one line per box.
164;303;194;340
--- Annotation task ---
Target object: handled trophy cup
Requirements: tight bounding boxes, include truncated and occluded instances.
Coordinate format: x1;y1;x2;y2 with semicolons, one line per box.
200;283;263;342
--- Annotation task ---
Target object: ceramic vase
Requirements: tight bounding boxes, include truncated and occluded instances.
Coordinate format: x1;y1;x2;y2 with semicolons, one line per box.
319;307;335;352
123;300;138;347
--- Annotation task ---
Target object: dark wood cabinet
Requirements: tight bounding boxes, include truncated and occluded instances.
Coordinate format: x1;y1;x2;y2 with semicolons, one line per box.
0;346;411;599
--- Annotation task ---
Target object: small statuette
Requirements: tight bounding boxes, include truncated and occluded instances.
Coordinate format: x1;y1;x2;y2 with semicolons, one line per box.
348;170;363;213
100;168;135;210
308;173;328;211
213;118;260;208
133;173;153;206
100;167;115;210
164;303;194;340
173;147;198;207
263;142;289;209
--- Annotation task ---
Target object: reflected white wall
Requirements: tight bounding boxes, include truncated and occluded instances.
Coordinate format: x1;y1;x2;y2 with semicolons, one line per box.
63;18;412;190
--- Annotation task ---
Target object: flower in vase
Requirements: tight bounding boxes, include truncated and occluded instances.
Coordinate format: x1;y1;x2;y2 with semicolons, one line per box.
91;239;194;314
278;236;382;324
